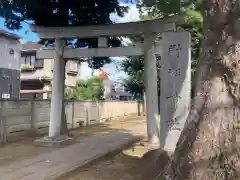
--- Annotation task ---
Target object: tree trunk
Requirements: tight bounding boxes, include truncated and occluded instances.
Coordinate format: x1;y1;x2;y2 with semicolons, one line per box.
158;0;240;179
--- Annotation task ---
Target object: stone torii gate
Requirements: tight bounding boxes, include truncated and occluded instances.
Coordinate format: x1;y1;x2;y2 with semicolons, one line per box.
31;16;191;152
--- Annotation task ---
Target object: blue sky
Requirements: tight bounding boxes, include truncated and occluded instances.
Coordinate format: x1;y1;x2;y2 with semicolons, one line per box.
0;1;139;81
0;18;39;42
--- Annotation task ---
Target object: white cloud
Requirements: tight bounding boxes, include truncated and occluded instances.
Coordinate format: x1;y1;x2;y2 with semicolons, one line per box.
110;3;140;23
81;3;140;81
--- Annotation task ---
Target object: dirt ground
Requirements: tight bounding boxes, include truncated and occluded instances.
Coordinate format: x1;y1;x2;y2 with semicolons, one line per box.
56;137;240;180
56;140;170;180
0;115;145;166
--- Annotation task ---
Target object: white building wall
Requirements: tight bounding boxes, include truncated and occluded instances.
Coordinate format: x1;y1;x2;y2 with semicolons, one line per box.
0;35;21;70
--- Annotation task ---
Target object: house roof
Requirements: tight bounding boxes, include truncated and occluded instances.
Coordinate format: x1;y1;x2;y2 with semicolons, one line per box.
21;42;42;51
0;29;21;40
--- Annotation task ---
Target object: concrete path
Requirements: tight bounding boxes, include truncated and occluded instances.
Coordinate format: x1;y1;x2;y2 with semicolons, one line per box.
0;123;146;180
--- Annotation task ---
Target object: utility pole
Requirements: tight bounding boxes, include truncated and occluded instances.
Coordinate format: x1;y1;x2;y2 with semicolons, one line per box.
91;57;94;77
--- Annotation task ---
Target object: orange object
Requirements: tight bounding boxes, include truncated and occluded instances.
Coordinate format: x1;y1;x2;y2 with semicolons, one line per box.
99;69;109;80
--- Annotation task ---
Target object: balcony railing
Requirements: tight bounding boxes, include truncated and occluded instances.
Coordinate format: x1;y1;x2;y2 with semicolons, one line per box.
67;69;78;75
21;64;35;72
20;74;52;82
21;59;44;72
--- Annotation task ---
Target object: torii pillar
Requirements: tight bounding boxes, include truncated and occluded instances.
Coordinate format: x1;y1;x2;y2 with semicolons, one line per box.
144;33;160;147
48;38;66;138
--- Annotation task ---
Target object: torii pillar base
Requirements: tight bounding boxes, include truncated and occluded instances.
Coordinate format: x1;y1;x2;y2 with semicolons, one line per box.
34;135;75;147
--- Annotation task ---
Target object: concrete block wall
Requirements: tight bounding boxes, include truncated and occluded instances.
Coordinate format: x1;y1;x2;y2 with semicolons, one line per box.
0;100;142;142
1;101;32;132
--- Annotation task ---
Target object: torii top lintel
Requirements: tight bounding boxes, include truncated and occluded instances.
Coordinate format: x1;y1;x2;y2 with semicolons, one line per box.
30;15;182;39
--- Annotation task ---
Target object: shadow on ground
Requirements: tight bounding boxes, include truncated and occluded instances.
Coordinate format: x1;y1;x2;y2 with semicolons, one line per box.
56;141;170;180
0;115;145;167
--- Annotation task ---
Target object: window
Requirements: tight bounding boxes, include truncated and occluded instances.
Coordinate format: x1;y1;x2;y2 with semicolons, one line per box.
34;59;44;68
30;56;36;65
8;84;13;97
25;56;31;64
1;69;9;79
23;55;36;65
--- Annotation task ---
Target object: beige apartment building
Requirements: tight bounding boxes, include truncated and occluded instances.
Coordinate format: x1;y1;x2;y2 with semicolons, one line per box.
20;43;80;100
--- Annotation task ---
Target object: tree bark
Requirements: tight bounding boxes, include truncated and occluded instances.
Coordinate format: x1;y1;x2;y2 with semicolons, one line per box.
158;0;240;179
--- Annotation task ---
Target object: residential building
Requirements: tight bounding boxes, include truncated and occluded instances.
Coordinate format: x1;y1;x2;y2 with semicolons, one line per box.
20;43;80;100
102;81;132;100
111;86;132;100
0;29;21;99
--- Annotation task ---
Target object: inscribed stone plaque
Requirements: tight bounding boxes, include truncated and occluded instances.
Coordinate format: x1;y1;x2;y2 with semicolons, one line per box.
160;31;191;152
